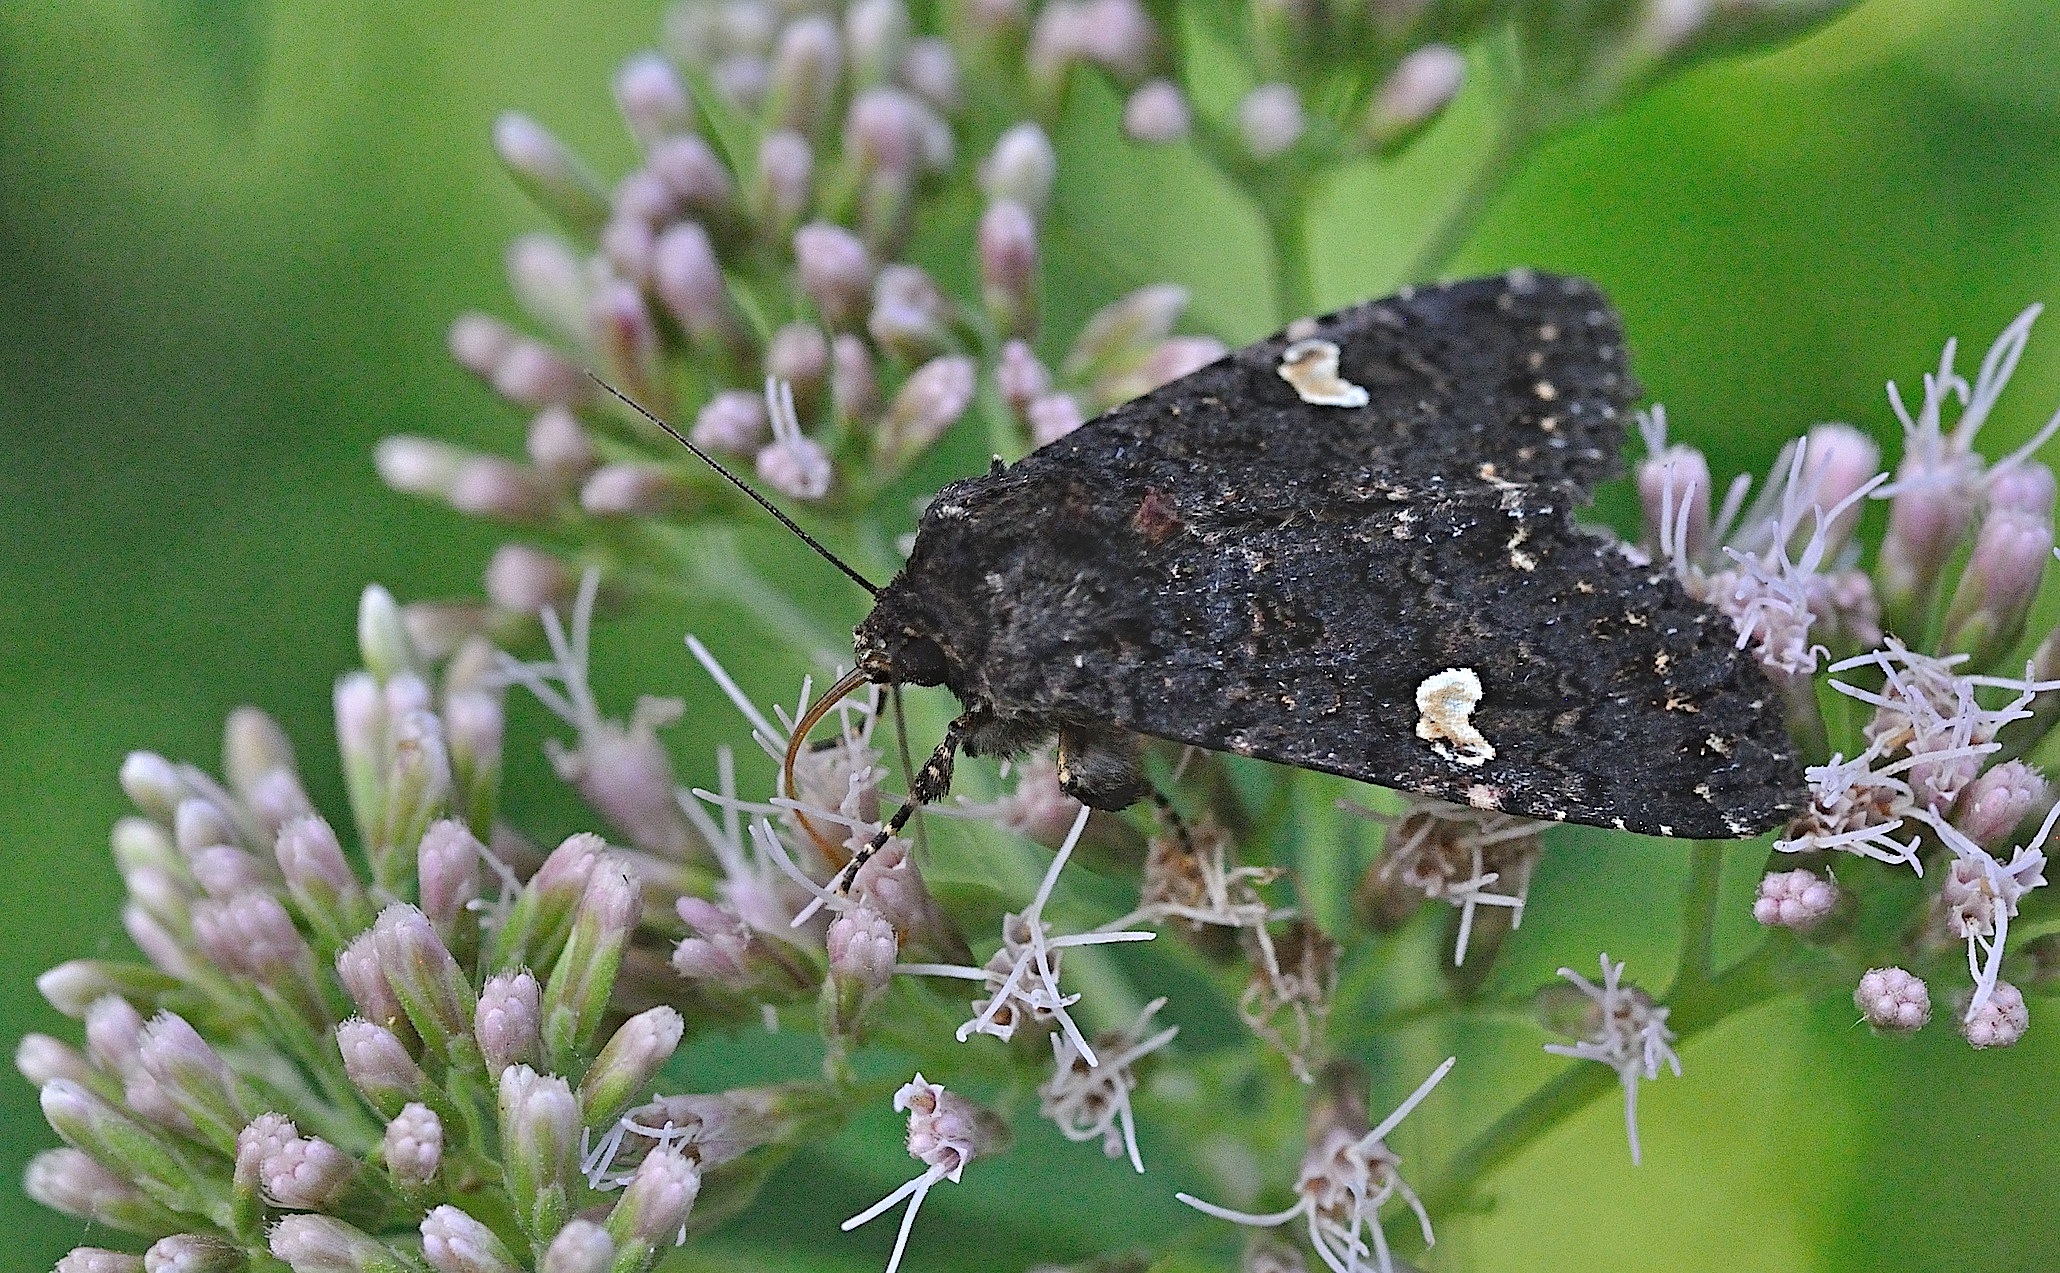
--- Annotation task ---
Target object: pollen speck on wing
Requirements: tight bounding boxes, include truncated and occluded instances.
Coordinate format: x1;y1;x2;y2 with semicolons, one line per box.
1415;667;1495;766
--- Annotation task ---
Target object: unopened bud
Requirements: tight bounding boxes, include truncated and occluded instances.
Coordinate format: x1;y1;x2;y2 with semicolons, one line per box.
504;233;589;350
1954;759;2050;846
489;832;604;973
1362;44;1465;152
143;1236;242;1273
996;340;1052;421
1880;475;1980;634
1940;507;2052;665
850;840;961;962
868;264;952;363
1637;438;1713;563
173;797;239;855
649;134;738;226
382;1102;442;1189
587;280;666;411
757;418;834;500
1854;966;1930;1033
766;321;832;416
1097;334;1226;406
446;689;504;833
119;751;186;826
475;971;543;1075
832;333;880;425
652;223;745;358
901;37;962;112
18;1033;94;1087
605;1147;701;1256
1028;392;1085;446
845;0;911;89
484;544;574;615
268;1215;411;1273
371;904;475;1059
693;389;771;456
980;200;1039;338
541;867;639;1069
414;813;483;938
336;1019;427;1118
540;1222;615;1273
421;1205;523;1273
750;130;814;237
1064;284;1187;379
498;1065;580;1244
1961;979;2028;1048
1752;868;1838;932
259;1132;359;1210
980;124;1056;214
580;462;696;518
768;15;843;134
57;1251;143;1273
493;112;609;234
1238;84;1303;161
578;1005;685;1125
614;52;693;146
1123;79;1190;144
29;1147;183;1237
794;222;875;327
880;355;978;466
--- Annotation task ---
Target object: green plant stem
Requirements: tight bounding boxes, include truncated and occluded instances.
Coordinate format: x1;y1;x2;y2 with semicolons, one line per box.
1263;190;1317;324
1401;111;1531;283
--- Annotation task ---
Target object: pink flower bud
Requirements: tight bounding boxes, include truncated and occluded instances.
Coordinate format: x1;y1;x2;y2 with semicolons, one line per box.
492;339;589;409
995;340;1052;419
336;1019;427;1117
828;904;899;995
794;222;875;327
979;124;1056;213
768;15;843;134
188;845;268;899
416;819;483;942
336;932;408;1038
751;130;814;235
260;1132;358;1209
448;312;518;380
371;904;474;1055
578;1005;685;1125
1941;507;2052;663
1028;392;1085;446
268;1215;400;1272
881;355;978;466
1123;79;1190;144
1989;460;2056;518
18;1033;94;1088
605;1148;701;1252
1638;440;1713;563
1752;869;1838;931
832;333;880;424
475;971;542;1074
587;280;667;410
652;223;742;355
421;1205;522;1273
497;1065;580;1235
1854;966;1930;1033
580;463;695;518
540;1222;615;1273
614;52;693;145
484;543;574;614
1362;44;1465;151
767;321;831;412
868;264;951;363
1238;84;1303;160
1954;760;2050;847
845;0;911;89
57;1250;143;1273
979;200;1039;338
1064;284;1187;378
191;890;312;988
504;233;588;347
693;389;772;456
173;797;238;854
492;112;610;233
385;1102;443;1187
901;38;962;112
649;134;737;221
1960;979;2028;1048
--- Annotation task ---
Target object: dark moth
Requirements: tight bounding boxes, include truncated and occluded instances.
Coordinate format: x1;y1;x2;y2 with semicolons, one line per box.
853;270;1807;840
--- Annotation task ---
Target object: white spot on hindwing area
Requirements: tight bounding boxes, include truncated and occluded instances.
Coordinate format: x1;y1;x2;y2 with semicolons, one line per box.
1415;667;1495;767
1278;338;1370;408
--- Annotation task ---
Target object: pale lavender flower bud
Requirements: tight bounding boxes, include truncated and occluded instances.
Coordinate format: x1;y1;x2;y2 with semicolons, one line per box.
850;840;958;960
497;1064;580;1241
261;1132;358;1210
578;1005;685;1125
37;962;169;1019
845;0;911;89
336;1019;426;1117
1881;479;1980;626
689;389;770;457
372;904;474;1056
881;355;977;465
604;1148;701;1254
493;832;604;971
587;280;667;410
173;797;238;855
445;689;503;829
756;422;833;500
274;814;366;935
980;124;1056;214
979;200;1038;338
24;1148;150;1226
1638;439;1712;563
268;1215;407;1273
223;705;293;797
1955;760;2049;847
541;867;639;1066
19;1033;94;1087
384;1102;442;1188
672;897;752;983
600;210;658;286
484;543;575;615
649;134;737;223
1096;334;1226;404
362;582;426;687
417;820;483;942
868;263;951;363
767;321;831;410
421;1206;522;1273
615;52;693;145
1855;966;1930;1032
900;38;962;112
137;1012;249;1151
1028;392;1085;446
449;311;517;380
191;890;313;990
1239;83;1303;161
794;222;875;327
540;1222;615;1273
1941;508;2052;663
1064;283;1187;378
1752;869;1838;931
1030;0;1156;87
751;130;814;236
768;15;843;134
996;340;1051;420
447;455;553;524
1123;79;1190;144
713;54;771;109
580;462;695;517
527;407;597;484
144;1234;241;1272
235;1112;298;1194
188;845;268;898
503;233;589;350
652;222;743;355
1362;44;1466;151
828;906;899;989
57;1251;143;1273
121;864;189;943
495;340;589;410
85;993;147;1073
113;813;180;875
845;86;947;183
1990;459;2056;517
120;751;187;826
550;701;695;859
493;112;609;233
475;971;543;1075
335;934;406;1038
246;769;314;836
1961;979;2028;1048
1800;422;1882;556
832;333;880;424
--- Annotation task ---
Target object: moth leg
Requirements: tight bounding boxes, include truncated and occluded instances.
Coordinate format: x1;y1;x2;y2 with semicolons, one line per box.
835;713;968;893
1055;721;1149;811
1145;783;1195;855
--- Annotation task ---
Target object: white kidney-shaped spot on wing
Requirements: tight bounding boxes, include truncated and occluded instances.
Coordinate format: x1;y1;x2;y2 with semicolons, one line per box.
1278;338;1370;408
1415;667;1495;767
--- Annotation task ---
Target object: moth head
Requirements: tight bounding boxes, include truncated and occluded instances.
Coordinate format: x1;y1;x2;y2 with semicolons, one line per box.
853;596;953;688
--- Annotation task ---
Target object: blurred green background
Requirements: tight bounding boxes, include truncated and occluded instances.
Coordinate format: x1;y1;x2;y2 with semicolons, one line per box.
6;0;2060;1269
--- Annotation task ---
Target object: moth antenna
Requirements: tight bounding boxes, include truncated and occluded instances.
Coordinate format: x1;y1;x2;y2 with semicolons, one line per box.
586;372;881;597
782;665;875;863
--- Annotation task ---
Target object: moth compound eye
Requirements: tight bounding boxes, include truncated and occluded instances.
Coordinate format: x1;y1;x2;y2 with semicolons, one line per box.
892;635;951;687
1278;337;1370;408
